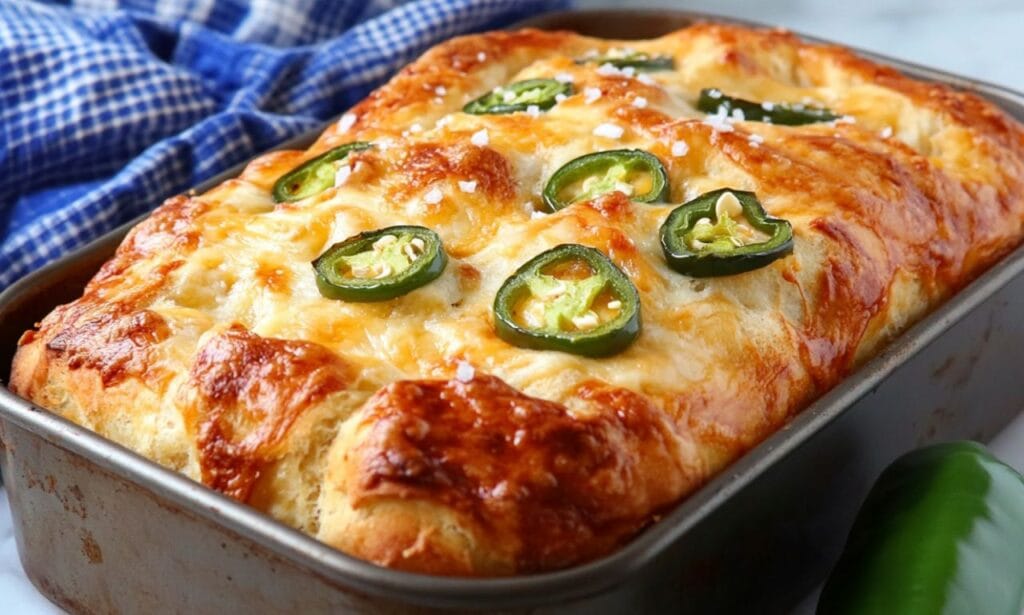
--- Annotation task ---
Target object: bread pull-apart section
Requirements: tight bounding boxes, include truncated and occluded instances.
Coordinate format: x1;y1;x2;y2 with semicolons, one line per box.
318;374;694;575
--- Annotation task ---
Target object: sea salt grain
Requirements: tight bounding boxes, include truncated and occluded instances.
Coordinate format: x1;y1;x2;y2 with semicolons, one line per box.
880;126;893;138
555;72;574;83
671;140;689;157
337;113;356;133
458;180;477;193
334;164;352;187
593;123;624;139
632;96;648;109
471;128;489;146
423;187;443;204
456;361;475;383
584;87;602;104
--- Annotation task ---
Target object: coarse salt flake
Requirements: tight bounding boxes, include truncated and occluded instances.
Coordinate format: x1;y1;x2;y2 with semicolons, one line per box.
555;93;567;103
584;87;602;104
880;126;893;138
593;123;624;139
703;113;735;133
555;72;574;83
337;113;356;133
409;123;423;133
434;85;446;96
526;104;541;117
477;51;487;62
671;140;689;157
456;361;475;383
637;74;656;86
491;480;509;498
632;96;648;109
471;128;489;146
596;62;620;76
423;187;443;204
334;164;352;187
458;180;477;193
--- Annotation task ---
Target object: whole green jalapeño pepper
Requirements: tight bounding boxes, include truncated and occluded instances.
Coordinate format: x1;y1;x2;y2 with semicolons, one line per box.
493;244;641;357
273;141;372;203
818;442;1024;615
576;50;675;72
660;188;793;278
312;225;447;302
542;149;669;212
463;79;572;115
697;88;839;125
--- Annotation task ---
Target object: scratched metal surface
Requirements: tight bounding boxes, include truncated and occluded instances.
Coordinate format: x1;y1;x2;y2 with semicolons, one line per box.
1;9;1023;614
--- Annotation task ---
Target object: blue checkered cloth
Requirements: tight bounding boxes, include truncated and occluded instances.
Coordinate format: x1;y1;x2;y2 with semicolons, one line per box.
0;0;566;290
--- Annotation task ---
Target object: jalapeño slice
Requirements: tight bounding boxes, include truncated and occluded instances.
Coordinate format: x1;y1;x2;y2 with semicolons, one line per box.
493;244;641;357
272;141;372;203
697;88;839;126
312;225;447;302
542;149;669;212
660;188;793;278
577;50;675;72
463;79;573;115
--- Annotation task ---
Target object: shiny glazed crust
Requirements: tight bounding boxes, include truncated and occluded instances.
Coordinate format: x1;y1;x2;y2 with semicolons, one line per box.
10;24;1024;575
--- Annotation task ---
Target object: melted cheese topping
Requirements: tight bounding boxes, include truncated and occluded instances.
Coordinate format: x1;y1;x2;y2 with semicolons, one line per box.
11;24;1024;576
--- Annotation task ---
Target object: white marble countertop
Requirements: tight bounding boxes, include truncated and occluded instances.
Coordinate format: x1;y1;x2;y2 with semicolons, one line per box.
3;1;1024;612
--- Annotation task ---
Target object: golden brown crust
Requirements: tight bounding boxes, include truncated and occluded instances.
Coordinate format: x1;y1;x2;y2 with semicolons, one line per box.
184;325;353;501
338;375;688;573
10;23;1024;575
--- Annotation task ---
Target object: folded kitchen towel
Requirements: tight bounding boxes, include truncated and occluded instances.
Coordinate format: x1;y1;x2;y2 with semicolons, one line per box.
0;0;566;290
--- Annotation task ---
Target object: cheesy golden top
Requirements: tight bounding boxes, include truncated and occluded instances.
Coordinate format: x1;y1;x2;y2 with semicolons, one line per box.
11;24;1024;575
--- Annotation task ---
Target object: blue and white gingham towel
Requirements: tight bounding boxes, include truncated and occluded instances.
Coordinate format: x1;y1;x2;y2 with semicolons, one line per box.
0;0;566;290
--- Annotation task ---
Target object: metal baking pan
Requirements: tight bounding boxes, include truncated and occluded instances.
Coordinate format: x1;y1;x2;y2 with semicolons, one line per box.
2;9;1024;614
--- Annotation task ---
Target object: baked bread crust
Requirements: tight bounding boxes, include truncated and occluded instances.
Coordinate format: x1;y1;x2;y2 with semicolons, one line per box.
10;23;1024;575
